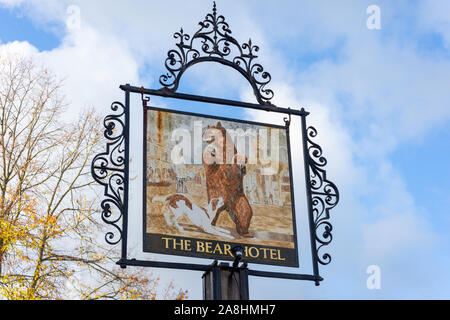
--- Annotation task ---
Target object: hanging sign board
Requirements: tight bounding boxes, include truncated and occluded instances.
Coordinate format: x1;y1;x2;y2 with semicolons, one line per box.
143;107;299;267
92;3;339;285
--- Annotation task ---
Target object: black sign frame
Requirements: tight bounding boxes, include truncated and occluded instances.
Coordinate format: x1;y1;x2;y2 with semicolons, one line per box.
142;106;300;267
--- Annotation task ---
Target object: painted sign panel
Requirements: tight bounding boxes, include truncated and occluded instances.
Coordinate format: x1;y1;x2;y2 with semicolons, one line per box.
143;107;299;267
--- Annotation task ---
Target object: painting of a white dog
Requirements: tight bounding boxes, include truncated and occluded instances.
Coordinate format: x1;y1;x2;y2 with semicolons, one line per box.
152;194;234;239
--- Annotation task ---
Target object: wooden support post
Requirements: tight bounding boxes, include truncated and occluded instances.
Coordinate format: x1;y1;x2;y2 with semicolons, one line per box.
203;261;249;300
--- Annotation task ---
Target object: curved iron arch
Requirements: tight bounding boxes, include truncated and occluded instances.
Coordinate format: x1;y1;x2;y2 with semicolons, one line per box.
159;2;274;106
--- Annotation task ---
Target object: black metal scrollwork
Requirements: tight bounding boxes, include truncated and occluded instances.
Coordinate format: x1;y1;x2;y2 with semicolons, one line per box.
91;102;126;245
306;126;339;265
159;2;274;106
91;3;339;283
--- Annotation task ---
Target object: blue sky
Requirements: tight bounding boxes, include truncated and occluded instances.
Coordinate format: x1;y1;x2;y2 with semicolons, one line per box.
0;4;60;50
1;0;450;299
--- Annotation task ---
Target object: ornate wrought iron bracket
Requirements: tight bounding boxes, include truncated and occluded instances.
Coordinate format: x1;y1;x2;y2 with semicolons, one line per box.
159;2;274;106
91;101;127;246
303;122;339;267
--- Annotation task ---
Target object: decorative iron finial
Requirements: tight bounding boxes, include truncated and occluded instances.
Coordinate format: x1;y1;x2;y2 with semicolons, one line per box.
159;2;274;106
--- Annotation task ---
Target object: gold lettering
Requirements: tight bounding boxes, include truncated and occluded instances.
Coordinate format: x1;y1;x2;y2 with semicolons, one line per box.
161;237;171;249
197;241;205;253
277;249;286;261
224;244;232;257
261;248;270;259
212;243;223;255
173;238;184;250
248;247;259;258
184;239;191;251
205;242;212;253
269;249;278;260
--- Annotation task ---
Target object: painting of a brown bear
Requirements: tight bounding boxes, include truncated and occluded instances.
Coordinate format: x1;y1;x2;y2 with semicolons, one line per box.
202;122;253;237
145;108;297;265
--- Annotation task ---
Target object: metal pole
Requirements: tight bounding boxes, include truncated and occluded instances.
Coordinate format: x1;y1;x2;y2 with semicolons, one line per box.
120;86;130;268
212;262;222;300
239;264;249;300
301;113;321;286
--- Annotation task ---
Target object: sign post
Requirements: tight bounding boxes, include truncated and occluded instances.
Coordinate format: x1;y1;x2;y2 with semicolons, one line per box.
91;2;339;299
203;260;250;300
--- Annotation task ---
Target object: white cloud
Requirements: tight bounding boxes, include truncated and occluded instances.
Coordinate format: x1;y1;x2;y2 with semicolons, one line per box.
0;20;141;120
39;24;140;114
0;40;38;56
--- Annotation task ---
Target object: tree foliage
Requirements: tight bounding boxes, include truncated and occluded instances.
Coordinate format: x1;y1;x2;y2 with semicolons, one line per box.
0;55;187;300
